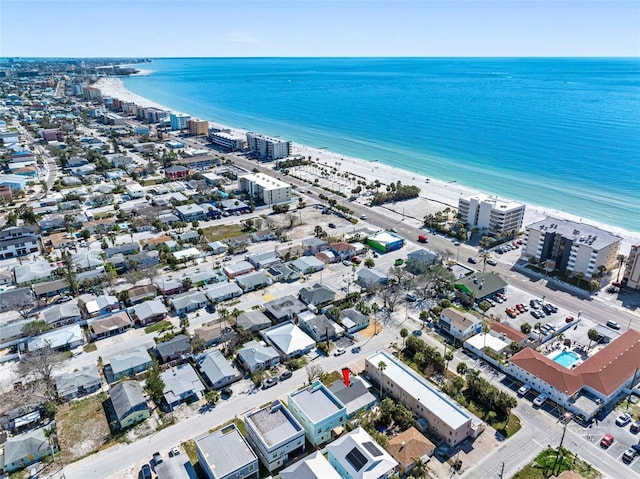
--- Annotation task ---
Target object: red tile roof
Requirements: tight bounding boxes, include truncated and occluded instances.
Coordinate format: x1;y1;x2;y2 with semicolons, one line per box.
491;322;528;343
509;329;640;397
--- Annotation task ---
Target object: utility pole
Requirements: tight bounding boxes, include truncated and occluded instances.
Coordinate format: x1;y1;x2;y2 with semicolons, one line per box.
553;413;571;475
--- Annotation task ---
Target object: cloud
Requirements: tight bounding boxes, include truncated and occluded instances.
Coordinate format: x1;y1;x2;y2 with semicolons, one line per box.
224;31;258;44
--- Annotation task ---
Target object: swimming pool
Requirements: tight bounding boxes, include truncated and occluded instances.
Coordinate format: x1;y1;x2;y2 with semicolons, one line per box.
552;351;580;368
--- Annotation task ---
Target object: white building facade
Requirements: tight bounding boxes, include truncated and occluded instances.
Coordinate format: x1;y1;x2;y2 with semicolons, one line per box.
457;194;525;235
246;132;291;160
239;173;291;205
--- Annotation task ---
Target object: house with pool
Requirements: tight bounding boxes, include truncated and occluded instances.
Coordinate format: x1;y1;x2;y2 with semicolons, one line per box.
507;329;640;420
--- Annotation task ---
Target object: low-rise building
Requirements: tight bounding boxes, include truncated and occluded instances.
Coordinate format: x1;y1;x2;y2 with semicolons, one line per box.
288;381;347;446
0;226;39;259
356;268;387;288
196;423;259;479
27;324;84;352
327;427;398;479
156;334;191;363
280;451;341;479
193;321;234;347
161;364;206;411
290;256;324;274
339;308;370;334
454;272;508;303
170;291;208;315
88;312;132;340
235;310;272;332
205;283;243;303
365;351;482;446
41;302;81;327
261;322;316;359
197;349;241;390
104;347;153;383
244;400;306;472
439;307;482;343
299;313;344;342
298;283;336;307
155;455;198;479
83;294;120;318
329;376;376;419
236;270;272;292
386;427;435;476
2;425;54;473
264;295;307;323
109;381;149;429
130;299;168;326
237;340;280;373
55;365;102;402
366;231;404;254
223;260;255;279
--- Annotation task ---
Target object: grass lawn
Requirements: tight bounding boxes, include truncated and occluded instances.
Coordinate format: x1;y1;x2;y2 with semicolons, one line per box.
56;394;111;463
494;412;522;438
83;343;97;353
320;370;343;387
512;447;600;479
145;320;173;334
182;439;198;465
201;224;249;242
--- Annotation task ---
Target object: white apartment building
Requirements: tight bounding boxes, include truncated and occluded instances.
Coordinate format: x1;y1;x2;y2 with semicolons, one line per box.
521;218;622;279
239;173;291;205
246;132;291;160
209;131;245;151
457;194;525;235
625;244;640;290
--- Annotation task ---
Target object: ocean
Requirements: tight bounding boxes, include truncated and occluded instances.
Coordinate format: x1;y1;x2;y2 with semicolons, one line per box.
122;58;640;231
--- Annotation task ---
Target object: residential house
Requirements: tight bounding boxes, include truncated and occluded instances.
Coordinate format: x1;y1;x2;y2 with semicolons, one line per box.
190;269;226;287
83;217;117;234
264;295;307;324
365;351;482;446
14;262;55;286
315;250;338;265
128;251;160;269
298;283;336;307
196;424;259;479
205;283;243;303
250;229;276;242
207;241;227;255
329;376;376;419
261;322;316;359
439;307;482;343
104;347;153;383
155;277;184;296
356;268;387;288
55;365;102;402
104;242;140;259
224;234;251;252
156;334;191;363
83;294;120;318
160;364;206;411
246;251;280;270
290;256;324;274
127;284;157;305
46;232;75;251
27;324;84;352
170;291;208;315
175;204;206;222
32;279;70;300
235;310;272;333
386;427;435;476
193;321;234;347
288;381;347;446
236;271;271;292
237;340;280;373
280;451;341;479
155;456;198;479
0;287;32;314
88;312;132;340
490;322;529;348
339;308;370;334
145;235;173;250
327;427;398;479
42;302;81;328
164;165;191;180
0;227;39;259
130;299;168;326
223;261;254;279
109;381;150;429
71;250;104;272
2;425;55;473
302;237;328;256
244;401;306;472
298;312;344;342
197;349;241;390
406;248;439;274
329;242;357;261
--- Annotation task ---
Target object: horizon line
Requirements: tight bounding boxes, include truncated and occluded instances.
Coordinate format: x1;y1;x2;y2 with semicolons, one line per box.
2;55;639;60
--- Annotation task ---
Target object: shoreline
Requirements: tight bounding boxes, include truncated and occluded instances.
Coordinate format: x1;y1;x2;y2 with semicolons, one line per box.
93;76;640;253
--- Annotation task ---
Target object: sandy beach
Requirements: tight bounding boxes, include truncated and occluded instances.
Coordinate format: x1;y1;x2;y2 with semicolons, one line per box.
94;76;640;253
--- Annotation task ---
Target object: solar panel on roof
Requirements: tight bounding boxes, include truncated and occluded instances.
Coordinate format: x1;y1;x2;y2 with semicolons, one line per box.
346;447;368;471
362;441;383;457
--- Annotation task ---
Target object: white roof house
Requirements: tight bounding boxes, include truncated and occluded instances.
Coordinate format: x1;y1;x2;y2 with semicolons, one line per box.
261;322;316;359
327;427;398;479
280;451;341;479
27;324;84;351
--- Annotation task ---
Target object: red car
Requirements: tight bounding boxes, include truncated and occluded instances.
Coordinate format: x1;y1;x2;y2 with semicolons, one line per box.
600;433;614;448
565;316;575;323
515;303;526;313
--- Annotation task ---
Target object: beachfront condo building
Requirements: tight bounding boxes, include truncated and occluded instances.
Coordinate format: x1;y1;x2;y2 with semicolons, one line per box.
624;244;640;290
170;113;191;131
457;194;525;235
521;217;622;280
209;130;245;151
246;132;291;161
188;118;209;136
239;173;292;206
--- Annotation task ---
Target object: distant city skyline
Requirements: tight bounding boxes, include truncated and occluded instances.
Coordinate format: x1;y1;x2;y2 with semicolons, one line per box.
1;0;639;58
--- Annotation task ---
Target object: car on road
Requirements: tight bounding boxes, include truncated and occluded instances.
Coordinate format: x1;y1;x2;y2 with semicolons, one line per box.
467;257;477;264
394;258;404;266
140;464;152;479
565;316;574;323
360;214;367;220
334;348;346;356
412;330;422;336
406;293;417;302
517;384;531;396
606;320;621;330
487;259;498;266
328;223;336;228
342;260;352;266
453;241;461;246
351;346;361;354
533;394;547;407
600;433;614;448
279;370;293;381
622;448;637;464
616;413;632;427
262;377;278;389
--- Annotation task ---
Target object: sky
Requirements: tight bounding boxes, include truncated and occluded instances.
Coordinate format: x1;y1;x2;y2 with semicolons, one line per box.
1;0;639;57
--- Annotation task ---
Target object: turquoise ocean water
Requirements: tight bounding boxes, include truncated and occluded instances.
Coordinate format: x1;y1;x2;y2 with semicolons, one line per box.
122;58;640;231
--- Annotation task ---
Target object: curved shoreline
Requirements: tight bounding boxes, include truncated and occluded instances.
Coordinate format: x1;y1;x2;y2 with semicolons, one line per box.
93;76;640;252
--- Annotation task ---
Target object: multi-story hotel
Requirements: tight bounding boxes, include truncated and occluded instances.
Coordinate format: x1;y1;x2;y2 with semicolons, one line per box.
187;118;209;136
209;130;245;151
625;244;640;290
457;194;525;235
169;112;190;131
246;132;291;160
521;217;622;279
239;173;291;205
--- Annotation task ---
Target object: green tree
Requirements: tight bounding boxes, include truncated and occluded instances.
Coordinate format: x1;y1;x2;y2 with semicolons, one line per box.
456;362;468;375
587;328;600;351
616;254;627;283
377;360;387;398
520;322;532;334
400;328;409;348
364;258;375;268
205;390;220;406
21;320;51;337
145;361;166;404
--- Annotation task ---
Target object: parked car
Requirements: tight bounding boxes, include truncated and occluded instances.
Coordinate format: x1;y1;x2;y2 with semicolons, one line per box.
630;421;640;433
406;293;417;302
169;447;181;457
533;394;547;407
262;377;278;389
606;320;621;330
515;303;526;313
623;448;636;464
394;258;404;266
467;257;477;264
517;384;531;396
141;464;152;479
565;316;574;323
152;452;163;468
600;433;614;448
616;413;632;427
487;259;498;266
486;298;496;307
334;348;346;356
342;260;352;266
412;330;423;336
279;370;293;381
529;299;540;309
221;387;233;396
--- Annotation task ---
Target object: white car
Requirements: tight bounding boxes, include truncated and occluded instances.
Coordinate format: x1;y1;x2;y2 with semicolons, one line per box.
533;394;547;407
517;384;531;396
334;348;346;356
616;413;632;427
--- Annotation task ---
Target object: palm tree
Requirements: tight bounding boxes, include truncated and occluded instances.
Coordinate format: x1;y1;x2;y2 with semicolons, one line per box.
479;251;492;273
377;360;387;398
616;254;627;283
400;328;409;348
444;351;454;372
587;328;600;351
411;456;429;479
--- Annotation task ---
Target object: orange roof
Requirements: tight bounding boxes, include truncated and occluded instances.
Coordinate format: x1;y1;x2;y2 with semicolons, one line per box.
491;322;528;343
387;427;435;470
146;235;172;245
509;329;640;397
330;241;356;252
